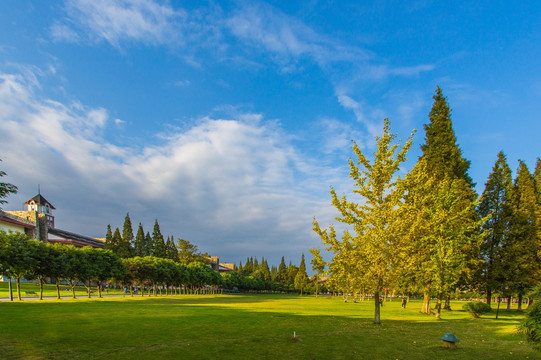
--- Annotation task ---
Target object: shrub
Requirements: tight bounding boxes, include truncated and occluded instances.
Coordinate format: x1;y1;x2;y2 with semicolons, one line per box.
462;301;492;318
519;285;541;349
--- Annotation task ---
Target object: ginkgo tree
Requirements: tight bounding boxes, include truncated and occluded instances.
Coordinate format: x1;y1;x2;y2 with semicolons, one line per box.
314;118;414;324
403;159;483;318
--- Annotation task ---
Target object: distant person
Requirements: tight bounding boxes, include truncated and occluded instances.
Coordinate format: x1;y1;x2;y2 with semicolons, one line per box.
401;297;407;308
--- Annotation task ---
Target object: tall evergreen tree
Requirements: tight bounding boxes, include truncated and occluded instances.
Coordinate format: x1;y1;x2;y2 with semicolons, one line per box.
287;262;299;288
294;254;309;295
421;86;474;187
259;258;271;281
404;86;479;316
166;236;179;261
118;213;134;258
111;228;122;256
134;223;145;257
104;224;114;252
505;161;540;310
152;220;167;258
243;257;253;274
278;256;288;285
477;151;513;306
270;265;278;282
143;232;153;256
253;257;259;270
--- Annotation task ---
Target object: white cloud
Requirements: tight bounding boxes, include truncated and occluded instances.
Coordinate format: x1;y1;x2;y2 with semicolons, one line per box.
50;23;80;43
59;0;184;47
225;2;369;66
336;93;381;141
0;70;339;263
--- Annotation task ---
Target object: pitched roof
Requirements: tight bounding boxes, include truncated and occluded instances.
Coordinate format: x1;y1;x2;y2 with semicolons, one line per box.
0;213;36;229
24;194;56;209
48;228;103;248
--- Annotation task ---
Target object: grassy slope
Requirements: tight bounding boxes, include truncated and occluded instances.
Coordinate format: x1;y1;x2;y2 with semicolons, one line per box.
0;294;536;360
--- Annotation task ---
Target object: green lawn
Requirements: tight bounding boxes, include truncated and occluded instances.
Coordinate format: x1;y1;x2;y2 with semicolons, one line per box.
0;281;125;298
0;294;536;359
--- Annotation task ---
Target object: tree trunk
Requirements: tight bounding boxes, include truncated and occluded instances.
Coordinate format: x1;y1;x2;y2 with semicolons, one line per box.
435;295;442;319
495;295;501;319
39;278;44;300
506;296;511;311
87;280;92;298
486;287;492;307
16;277;22;300
8;276;13;301
56;279;61;299
444;294;451;310
374;290;381;324
517;293;523;312
422;291;431;314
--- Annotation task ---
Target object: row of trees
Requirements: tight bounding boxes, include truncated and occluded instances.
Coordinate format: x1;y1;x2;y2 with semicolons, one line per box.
313;86;540;324
0;231;315;301
236;255;311;294
105;215;207;264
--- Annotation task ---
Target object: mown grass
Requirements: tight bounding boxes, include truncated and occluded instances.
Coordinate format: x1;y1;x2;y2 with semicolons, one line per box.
0;294;536;359
0;281;125;298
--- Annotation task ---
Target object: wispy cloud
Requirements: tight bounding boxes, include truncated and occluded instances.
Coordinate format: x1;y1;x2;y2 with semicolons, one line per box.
54;0;184;47
225;2;369;67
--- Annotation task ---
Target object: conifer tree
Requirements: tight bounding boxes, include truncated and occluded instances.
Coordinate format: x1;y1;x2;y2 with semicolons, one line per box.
243;257;253;274
104;225;114;251
270;265;278;282
421;86;474;187
166;236;179;261
314;118;413;324
152;220;167;258
534;158;541;193
143;232;153;256
404;87;479;316
134;223;145;257
254;257;259;270
259;258;271;281
278;257;288;285
477;151;513;306
294;254;309;295
111;228;122;256
505;161;540;310
287;262;299;288
118;213;134;258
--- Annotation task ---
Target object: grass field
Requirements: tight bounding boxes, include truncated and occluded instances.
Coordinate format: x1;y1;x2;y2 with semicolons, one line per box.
0;293;537;360
0;281;126;298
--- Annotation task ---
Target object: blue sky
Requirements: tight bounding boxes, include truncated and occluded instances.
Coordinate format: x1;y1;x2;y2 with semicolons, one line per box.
0;1;539;266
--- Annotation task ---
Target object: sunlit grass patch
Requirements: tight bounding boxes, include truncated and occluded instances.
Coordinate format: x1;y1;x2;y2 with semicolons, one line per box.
0;294;536;359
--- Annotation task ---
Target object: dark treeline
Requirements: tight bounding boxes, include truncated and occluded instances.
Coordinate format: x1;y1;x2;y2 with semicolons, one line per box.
104;215;200;263
234;254;311;294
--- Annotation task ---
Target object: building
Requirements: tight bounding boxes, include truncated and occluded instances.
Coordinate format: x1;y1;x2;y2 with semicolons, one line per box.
1;192;104;248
